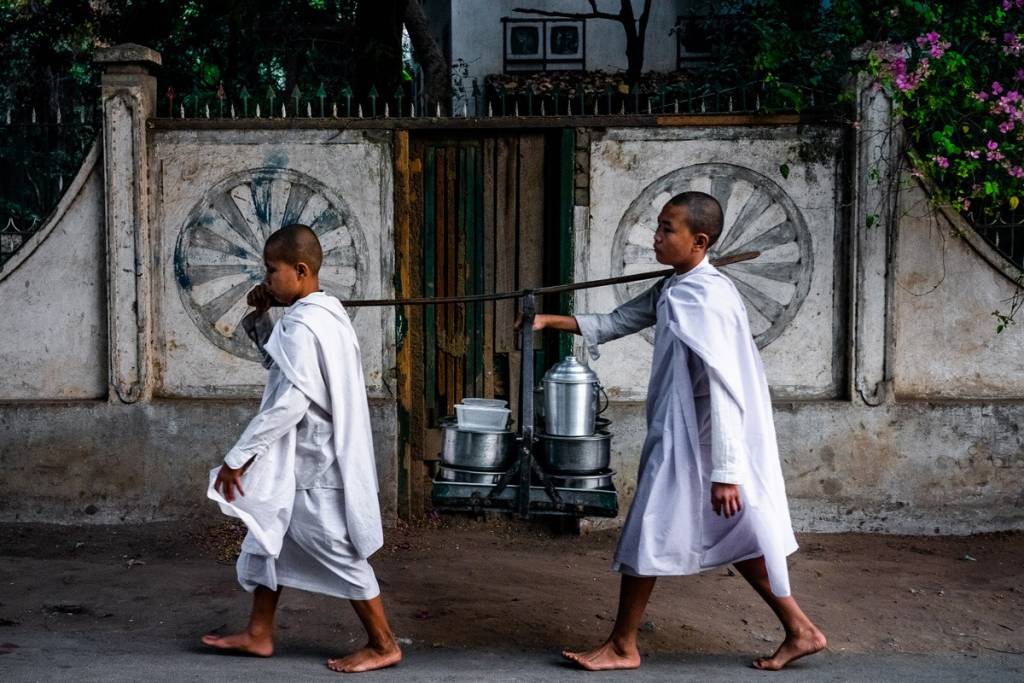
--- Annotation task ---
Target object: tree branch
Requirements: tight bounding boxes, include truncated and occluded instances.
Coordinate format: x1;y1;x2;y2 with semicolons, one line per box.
513;7;619;22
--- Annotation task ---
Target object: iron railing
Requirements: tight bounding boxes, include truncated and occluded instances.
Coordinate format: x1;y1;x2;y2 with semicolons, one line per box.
0;103;100;268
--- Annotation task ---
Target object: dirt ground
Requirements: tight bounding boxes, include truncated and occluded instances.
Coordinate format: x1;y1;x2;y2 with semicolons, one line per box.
1;518;1022;660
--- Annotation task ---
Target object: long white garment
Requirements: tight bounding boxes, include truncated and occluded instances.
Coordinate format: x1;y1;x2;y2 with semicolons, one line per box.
207;291;383;561
576;257;797;597
236;488;380;600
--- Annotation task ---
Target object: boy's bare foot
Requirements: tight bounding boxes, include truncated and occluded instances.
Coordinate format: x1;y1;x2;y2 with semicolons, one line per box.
327;642;402;673
562;639;642;671
752;626;827;671
201;631;274;657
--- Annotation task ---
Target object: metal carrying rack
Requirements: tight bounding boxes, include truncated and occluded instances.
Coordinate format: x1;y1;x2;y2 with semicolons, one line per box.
343;251;759;520
431;290;619;519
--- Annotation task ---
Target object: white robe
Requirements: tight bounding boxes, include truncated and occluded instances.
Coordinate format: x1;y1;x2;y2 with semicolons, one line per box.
576;257;798;597
206;292;384;597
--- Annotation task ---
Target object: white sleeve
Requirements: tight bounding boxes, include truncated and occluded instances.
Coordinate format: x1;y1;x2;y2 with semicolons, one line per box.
574;280;663;360
709;374;748;485
242;310;276;369
223;381;311;469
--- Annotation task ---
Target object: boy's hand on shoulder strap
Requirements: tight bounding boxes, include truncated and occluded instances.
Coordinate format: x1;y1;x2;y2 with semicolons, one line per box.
711;482;742;518
213;463;246;502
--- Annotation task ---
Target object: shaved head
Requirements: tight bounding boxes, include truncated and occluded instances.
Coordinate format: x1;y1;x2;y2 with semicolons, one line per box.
264;223;322;274
667;191;724;248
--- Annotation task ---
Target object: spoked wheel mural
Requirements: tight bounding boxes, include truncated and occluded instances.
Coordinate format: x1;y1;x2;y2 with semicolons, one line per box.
174;167;368;362
611;162;813;349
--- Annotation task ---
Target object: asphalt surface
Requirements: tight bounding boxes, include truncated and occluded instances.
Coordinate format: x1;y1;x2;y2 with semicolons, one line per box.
2;631;1022;682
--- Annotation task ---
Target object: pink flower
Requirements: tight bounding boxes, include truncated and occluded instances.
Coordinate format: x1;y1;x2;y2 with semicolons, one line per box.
992;81;1004;95
1016;69;1024;81
934;156;950;168
987;140;1000;151
962;198;971;210
999;121;1016;133
926;31;941;44
975;91;990;101
965;150;981;159
1009;166;1024;179
916;35;928;49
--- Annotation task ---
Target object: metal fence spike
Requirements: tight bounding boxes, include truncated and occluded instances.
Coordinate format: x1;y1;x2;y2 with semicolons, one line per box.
541;100;545;116
332;102;338;118
58;176;63;192
385;102;390;118
674;99;679;113
5;108;10;125
281;103;286;118
410;102;416;118
728;96;733;112
514;101;519;117
56;107;62;125
307;101;312;118
31;108;36;124
436;102;441;117
231;103;236;119
462;102;467;117
567;99;572;116
180;103;185;119
488;101;493;117
358;103;364;118
756;95;761;110
619;101;625;115
647;99;651;115
80;107;85;123
593;100;598;116
205;104;210;119
256;103;261;119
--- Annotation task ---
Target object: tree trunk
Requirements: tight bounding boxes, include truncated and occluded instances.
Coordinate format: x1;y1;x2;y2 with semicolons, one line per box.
403;0;450;111
354;0;406;107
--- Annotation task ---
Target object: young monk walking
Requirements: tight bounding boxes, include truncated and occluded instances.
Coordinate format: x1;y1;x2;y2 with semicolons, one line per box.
201;224;401;673
530;192;826;671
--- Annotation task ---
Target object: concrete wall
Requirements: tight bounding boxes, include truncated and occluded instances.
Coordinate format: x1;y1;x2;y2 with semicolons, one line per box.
892;179;1024;398
0;144;107;400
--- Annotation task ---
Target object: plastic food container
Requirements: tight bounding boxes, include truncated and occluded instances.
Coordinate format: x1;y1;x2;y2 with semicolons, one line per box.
455;404;511;431
461;398;508;409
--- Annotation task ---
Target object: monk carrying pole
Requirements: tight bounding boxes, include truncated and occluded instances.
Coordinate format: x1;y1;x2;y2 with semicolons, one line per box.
339;251;760;520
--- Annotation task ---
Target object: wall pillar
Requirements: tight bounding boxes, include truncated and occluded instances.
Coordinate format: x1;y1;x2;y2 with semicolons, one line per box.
94;44;161;403
851;47;901;406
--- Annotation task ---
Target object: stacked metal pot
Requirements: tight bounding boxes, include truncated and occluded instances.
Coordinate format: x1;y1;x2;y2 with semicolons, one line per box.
437;399;516;484
534;356;614;489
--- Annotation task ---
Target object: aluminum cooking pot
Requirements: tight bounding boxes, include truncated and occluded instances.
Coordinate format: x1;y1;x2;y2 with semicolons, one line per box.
440;419;515;471
536;431;611;474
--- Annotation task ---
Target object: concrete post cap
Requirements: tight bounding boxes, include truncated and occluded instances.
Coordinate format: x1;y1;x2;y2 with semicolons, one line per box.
94;44;162;68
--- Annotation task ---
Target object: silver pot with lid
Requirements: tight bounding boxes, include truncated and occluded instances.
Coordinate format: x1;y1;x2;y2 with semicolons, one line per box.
542;356;606;437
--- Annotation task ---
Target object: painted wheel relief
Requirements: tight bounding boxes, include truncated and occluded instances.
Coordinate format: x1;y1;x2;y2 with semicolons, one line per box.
611;162;813;349
174;167;368;362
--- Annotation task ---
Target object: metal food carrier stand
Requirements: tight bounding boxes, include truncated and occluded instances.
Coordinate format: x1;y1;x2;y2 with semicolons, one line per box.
345;251;758;521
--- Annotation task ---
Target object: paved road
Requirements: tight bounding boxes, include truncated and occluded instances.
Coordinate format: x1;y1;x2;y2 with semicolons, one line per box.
2;631;1021;682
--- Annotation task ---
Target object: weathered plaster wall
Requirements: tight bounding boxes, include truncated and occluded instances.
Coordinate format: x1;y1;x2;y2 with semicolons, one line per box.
151;129;395;400
892;177;1024;398
0;146;107;399
0;399;397;524
580;126;845;399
